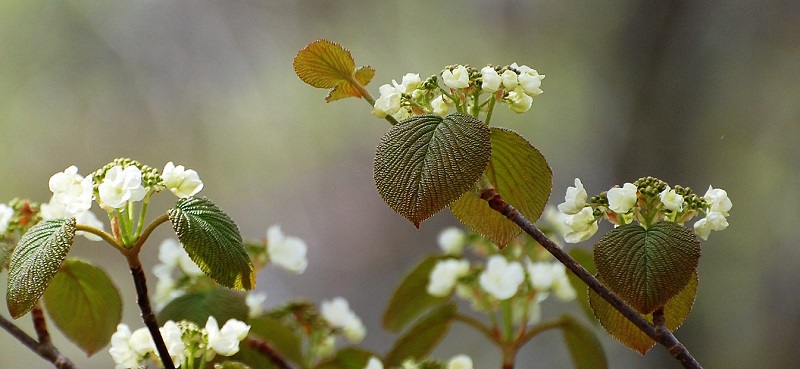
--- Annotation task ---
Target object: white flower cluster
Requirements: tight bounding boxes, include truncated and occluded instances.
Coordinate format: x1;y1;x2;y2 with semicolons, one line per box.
425;227;577;327
151;238;204;310
371;63;544;120
320;297;366;343
556;177;732;242
364;354;474;369
109;316;249;369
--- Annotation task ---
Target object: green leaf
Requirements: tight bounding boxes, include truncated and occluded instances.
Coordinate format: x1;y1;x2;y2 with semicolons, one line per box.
589;273;698;354
374;113;492;227
593;222;700;314
157;287;248;325
560;314;608;369
7;218;75;318
293;39;375;102
384;304;456;367
169;197;255;290
214;362;252;369
43;258;122;356
451;127;552;246
383;255;450;333
247;315;304;365
567;248;597;324
315;347;376;369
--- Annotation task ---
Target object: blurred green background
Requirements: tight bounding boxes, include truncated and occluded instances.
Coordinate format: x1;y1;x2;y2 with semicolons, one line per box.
1;0;798;368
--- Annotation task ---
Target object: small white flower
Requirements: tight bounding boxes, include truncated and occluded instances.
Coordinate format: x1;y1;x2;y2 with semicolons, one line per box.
703;186;732;216
660;187;684;212
607;183;638;214
427;259;470;297
479;255;525;300
40;195;105;241
527;262;557;292
158;238;204;276
0;204;13;235
159;321;186;365
518;69;545;96
447;355;474;369
442;65;470;89
552;272;577;301
206;316;250;357
372;83;403;118
506;86;533;113
563;207;598;243
437;227;466;255
266;225;309;274
693;211;729;240
48;167;94;215
246;292;267;318
480;66;502;93
98;165;146;209
431;94;451;116
557;178;588;215
109;324;143;369
152;274;183;310
162;162;204;198
129;327;156;356
364;357;384;369
317;335;336;358
320;297;366;343
500;69;519;90
396;73;421;94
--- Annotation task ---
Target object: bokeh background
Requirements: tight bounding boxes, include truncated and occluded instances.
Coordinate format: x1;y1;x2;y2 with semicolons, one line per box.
1;0;798;368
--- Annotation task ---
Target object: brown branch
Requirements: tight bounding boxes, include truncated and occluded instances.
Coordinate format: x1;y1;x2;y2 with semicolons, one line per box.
480;188;703;369
127;256;176;369
31;303;51;345
0;313;76;369
245;336;294;369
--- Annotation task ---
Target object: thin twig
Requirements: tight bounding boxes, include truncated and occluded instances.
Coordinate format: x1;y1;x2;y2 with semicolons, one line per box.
0;313;76;369
127;256;176;369
245;336;294;369
31;303;51;345
480;188;703;369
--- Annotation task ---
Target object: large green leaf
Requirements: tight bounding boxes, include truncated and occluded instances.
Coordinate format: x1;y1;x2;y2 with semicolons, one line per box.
169;197;254;290
383;255;450;333
374;113;491;227
560;314;607;369
567;248;597;324
589;273;698;354
157;287;248;325
7;218;75;318
315;347;376;369
43;258;122;356
593;222;700;314
247;315;304;365
451;127;552;246
384;304;456;367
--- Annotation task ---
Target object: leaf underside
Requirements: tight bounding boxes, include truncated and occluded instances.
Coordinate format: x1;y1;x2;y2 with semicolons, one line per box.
589;272;698;354
374;113;492;227
451;127;552;246
44;258;122;356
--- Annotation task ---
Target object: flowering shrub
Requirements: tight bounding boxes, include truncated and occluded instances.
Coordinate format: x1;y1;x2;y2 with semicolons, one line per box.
0;39;732;369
